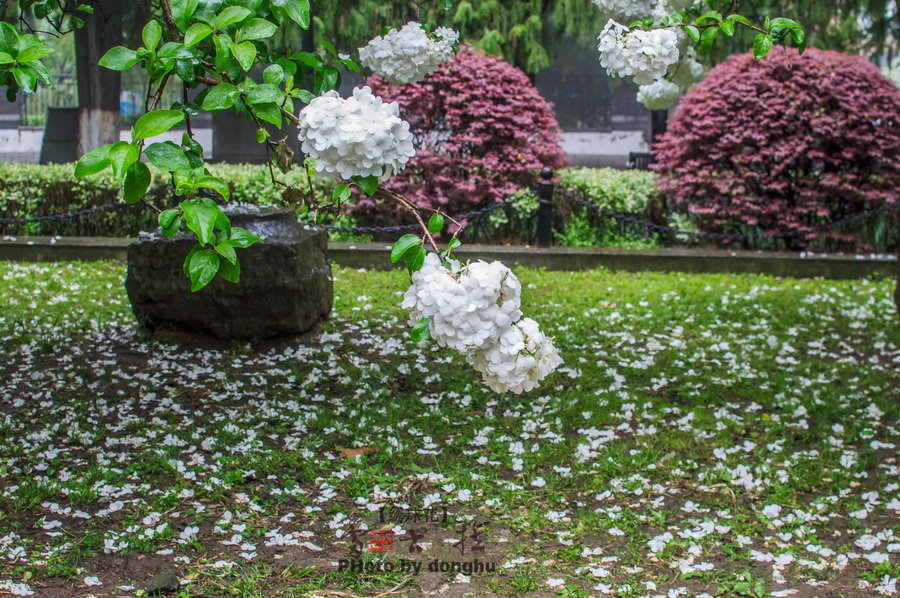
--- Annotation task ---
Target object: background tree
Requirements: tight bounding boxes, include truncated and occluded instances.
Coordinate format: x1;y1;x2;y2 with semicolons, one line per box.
312;0;604;75
312;1;900;76
74;0;122;154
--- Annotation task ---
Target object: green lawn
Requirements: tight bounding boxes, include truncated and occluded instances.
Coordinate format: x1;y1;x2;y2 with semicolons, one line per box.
0;261;897;597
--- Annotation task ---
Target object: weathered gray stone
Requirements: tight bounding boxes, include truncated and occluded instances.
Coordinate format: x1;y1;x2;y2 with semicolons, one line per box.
125;206;332;339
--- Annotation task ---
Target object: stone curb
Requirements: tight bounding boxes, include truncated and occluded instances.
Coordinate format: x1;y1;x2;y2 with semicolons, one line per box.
0;236;896;280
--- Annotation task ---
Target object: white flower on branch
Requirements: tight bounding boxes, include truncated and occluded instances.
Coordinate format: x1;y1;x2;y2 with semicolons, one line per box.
359;22;459;85
403;253;561;394
592;0;660;23
402;254;522;354
467;318;563;395
593;0;697;21
297;86;415;181
597;19;680;85
637;78;681;109
668;51;706;88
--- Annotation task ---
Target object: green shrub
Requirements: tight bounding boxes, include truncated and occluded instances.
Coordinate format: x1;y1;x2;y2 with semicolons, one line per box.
554;167;665;248
558;167;659;214
0;162;345;238
0;163;668;248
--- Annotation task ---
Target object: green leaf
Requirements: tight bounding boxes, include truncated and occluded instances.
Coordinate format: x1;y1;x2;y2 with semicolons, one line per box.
183;22;213;47
217;257;241;283
332;183;351;203
216;6;252;29
405;246;426;273
253;102;282;127
10;67;37;93
769;17;801;30
684;24;700;42
142;20;163;51
314;66;340;93
0;52;14;64
17;42;53;63
201;82;240;111
753;33;774;59
181;198;220;245
391;234;422;263
213;34;231;73
144;141;191;171
292;51;322;70
427;214;445;235
695;10;723;25
157;42;190;59
272;0;310;29
74;144;112;177
727;14;753;27
255;128;269;144
411;317;431;343
263;64;284;85
161;215;183;239
170;0;199;31
699;26;719;53
229;227;260;248
132;109;185;141
107;141;139;178
98;46;140;71
0;22;20;53
214;208;232;238
245;83;280;105
214;241;238;265
174;60;196;82
720;19;735;36
353;175;379;195
28;60;51;86
237;18;277;42
123;161;151;203
447;238;461;251
196;176;230;201
229;40;256;71
159;208;180;230
187;248;220;292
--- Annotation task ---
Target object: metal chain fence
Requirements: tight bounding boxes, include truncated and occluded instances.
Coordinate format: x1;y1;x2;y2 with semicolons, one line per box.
1;182;897;245
553;188;900;244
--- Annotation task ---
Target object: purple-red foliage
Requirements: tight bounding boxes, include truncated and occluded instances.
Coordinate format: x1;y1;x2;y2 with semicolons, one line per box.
353;46;567;225
653;47;900;246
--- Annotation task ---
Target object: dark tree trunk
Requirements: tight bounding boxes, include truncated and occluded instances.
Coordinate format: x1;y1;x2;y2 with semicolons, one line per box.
75;0;122;155
650;109;668;143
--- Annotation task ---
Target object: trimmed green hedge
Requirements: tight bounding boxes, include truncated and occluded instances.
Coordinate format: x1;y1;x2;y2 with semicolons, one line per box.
0;162;336;237
558;167;659;214
0;163;665;246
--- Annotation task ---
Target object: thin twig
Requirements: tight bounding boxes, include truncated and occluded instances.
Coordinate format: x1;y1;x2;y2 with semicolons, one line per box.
377;187;441;254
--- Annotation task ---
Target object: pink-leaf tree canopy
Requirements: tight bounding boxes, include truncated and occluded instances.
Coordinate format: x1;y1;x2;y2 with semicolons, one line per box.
653;47;900;249
353;46;567;226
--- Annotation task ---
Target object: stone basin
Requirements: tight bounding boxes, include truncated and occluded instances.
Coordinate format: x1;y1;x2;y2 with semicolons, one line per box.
125;205;333;340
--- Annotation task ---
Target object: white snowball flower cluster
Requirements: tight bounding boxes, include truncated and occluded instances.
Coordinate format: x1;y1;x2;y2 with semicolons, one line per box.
403;254;522;353
403;253;562;393
637;78;681;110
359;22;459;85
592;0;658;23
668;52;706;88
597;20;680;85
467;318;564;395
594;0;698;22
297;86;415;181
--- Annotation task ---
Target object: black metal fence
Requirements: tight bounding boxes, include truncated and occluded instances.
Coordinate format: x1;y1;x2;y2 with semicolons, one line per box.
0;170;898;253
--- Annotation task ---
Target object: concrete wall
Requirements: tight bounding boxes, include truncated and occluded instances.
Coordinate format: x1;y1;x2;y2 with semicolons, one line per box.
0;127;213;163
